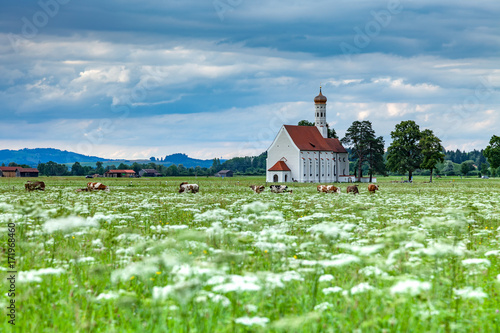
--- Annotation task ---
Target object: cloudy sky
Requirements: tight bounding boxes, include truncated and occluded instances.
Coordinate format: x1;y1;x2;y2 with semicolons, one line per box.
1;0;498;160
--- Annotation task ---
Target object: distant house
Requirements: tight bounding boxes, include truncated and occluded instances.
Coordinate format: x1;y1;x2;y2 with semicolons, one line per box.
0;167;18;178
104;170;137;178
215;170;233;177
16;168;39;177
139;169;162;177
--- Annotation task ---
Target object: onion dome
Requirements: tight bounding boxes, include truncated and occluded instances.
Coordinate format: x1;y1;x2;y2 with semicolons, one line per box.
314;87;327;104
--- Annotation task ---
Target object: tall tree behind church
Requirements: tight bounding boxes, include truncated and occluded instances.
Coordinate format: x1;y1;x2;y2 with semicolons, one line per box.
341;121;378;180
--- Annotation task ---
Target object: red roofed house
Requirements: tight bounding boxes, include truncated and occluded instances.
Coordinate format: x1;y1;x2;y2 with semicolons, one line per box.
0;167;19;178
266;88;351;183
104;170;137;178
16;168;39;177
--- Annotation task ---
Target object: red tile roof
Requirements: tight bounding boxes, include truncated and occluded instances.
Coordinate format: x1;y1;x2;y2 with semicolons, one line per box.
0;167;18;171
106;170;136;174
18;168;39;173
283;125;347;153
325;138;348;153
268;161;291;171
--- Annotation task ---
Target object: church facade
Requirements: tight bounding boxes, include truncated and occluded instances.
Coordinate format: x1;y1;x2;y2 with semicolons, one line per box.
266;89;352;183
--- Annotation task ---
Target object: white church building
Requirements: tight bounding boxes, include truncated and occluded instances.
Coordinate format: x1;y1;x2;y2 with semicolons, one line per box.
266;88;353;183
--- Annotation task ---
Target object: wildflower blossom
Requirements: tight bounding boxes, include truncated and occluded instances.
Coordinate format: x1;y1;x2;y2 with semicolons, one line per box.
234;316;269;327
453;287;488;300
43;216;99;233
390;280;431;296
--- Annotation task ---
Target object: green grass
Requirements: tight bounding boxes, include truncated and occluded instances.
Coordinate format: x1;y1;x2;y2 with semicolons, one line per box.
1;176;499;332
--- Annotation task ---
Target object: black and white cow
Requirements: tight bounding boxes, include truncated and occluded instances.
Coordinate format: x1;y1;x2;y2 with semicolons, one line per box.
270;185;291;193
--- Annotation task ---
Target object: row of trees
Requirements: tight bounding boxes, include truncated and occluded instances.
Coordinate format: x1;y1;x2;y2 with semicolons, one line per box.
340;120;500;182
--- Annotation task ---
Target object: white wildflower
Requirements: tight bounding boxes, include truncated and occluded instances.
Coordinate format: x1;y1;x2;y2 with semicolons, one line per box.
18;267;65;283
359;266;388;278
453;287;488;300
318;274;334;282
350;283;374;295
95;292;119;300
485;250;500;257
212;275;261;293
234;316;269;327
245;304;258;313
322;286;343;295
461;258;490;268
314;302;333;312
320;254;361;267
43;216;99;233
241;201;270;214
390;280;431;296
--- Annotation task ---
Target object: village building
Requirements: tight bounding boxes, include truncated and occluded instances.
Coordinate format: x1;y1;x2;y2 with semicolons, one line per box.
266;88;353;183
215;170;233;178
104;169;137;178
16;168;39;177
139;169;162;177
0;167;18;177
0;166;39;177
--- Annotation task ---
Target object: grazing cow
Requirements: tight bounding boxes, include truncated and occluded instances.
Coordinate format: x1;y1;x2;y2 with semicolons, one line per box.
270;185;291;193
249;185;265;194
346;185;359;194
368;184;379;194
179;182;199;193
317;185;341;194
25;181;45;191
87;182;110;192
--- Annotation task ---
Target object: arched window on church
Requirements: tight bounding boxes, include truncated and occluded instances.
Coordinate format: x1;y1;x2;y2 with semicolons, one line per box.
309;159;313;177
316;160;319;177
303;159;306;177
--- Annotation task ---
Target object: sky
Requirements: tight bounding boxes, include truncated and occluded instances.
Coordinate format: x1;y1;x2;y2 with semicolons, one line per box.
0;0;499;160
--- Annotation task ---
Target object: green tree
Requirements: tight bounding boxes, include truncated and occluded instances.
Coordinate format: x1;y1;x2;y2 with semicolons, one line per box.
461;162;470;177
166;164;179;176
484;135;500;170
95;161;104;175
386;120;423;182
419;129;445;182
366;136;386;182
480;162;490;176
298;120;314;126
71;162;85;176
341;120;376;179
117;163;129;170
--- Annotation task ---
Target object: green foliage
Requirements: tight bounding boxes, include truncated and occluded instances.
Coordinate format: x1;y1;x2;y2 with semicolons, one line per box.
386;120;422;181
298;120;314;126
484;135;500;169
341;120;379;179
461;162;470;176
420;129;445;182
1;176;499;332
37;161;70;176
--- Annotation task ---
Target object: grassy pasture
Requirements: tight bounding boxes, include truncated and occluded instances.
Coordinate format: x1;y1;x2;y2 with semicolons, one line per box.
0;176;499;332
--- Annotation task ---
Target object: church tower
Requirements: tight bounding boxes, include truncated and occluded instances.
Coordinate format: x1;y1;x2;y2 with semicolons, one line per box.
314;87;328;138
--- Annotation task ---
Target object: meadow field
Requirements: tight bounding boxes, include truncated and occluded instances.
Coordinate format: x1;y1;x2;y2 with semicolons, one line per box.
1;176;499;332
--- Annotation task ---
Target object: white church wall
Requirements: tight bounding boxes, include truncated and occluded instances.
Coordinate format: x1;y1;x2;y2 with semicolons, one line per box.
266;127;299;182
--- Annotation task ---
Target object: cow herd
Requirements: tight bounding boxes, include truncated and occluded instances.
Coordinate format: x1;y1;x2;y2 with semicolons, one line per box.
23;180;380;195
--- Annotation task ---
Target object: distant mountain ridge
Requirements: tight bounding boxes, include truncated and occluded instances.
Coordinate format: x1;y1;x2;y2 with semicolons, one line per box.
0;148;216;169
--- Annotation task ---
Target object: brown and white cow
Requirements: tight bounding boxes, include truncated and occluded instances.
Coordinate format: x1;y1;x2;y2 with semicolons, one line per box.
368;184;379;194
317;185;341;194
250;185;265;194
87;182;110;192
25;181;45;191
346;185;359;194
179;182;199;193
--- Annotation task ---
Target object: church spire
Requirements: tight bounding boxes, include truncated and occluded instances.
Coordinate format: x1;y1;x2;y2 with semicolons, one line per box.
314;87;328;138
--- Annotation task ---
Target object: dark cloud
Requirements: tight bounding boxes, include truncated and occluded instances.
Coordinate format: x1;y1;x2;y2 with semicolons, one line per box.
0;0;498;158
